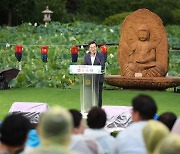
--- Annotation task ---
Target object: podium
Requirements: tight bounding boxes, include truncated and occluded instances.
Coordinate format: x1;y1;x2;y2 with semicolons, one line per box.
69;65;101;115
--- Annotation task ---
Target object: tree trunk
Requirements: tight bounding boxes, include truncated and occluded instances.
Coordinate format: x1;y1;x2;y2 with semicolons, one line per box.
8;8;12;26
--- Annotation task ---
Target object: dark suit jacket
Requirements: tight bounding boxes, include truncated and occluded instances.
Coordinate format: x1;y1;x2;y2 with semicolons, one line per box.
83;52;105;82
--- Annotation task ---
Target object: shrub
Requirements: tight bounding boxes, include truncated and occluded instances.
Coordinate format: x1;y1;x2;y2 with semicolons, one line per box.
172;9;180;24
103;12;132;26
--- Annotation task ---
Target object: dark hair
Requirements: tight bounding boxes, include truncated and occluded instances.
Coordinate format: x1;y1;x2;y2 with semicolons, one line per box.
158;112;177;130
132;94;157;120
87;107;106;129
69;109;82;128
0;113;31;146
88;41;97;47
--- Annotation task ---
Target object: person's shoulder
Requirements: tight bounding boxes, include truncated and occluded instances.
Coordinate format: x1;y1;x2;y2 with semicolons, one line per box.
126;121;147;130
84;52;90;57
96;52;104;58
97;51;103;55
116;122;146;138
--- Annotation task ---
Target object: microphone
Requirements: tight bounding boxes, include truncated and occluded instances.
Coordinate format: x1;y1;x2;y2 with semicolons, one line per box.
95;54;105;74
96;56;101;66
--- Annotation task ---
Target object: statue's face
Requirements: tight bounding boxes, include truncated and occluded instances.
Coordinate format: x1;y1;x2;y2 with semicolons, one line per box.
89;43;97;55
138;30;149;41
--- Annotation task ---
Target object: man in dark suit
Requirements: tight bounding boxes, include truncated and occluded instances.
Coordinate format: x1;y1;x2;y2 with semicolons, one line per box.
84;41;105;107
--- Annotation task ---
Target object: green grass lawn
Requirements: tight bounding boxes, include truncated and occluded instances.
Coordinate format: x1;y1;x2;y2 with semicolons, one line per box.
0;87;180;121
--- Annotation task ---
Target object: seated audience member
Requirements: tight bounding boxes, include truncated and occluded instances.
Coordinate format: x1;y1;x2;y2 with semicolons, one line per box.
157;112;177;130
69;109;100;154
24;106;75;154
171;117;180;135
23;123;41;153
112;94;157;154
153;134;180;154
0;114;31;154
143;120;169;154
84;107;115;154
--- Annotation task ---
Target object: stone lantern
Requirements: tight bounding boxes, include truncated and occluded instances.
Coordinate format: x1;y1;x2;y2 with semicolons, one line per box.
42;6;53;24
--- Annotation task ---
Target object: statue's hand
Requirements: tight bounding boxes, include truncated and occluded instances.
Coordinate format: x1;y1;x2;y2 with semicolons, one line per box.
128;63;138;71
136;60;142;63
136;59;147;64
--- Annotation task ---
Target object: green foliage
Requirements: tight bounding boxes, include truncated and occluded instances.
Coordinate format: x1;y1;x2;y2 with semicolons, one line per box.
77;0;180;25
0;0;39;25
0;22;179;88
168;51;180;77
172;9;180;25
16;0;39;23
129;0;180;25
0;22;121;88
103;12;132;26
0;0;180;25
154;6;175;25
78;0;112;22
0;0;68;25
166;25;180;47
106;46;119;75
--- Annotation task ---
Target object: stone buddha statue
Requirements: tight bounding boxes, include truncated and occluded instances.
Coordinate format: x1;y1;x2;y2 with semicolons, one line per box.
119;9;168;77
105;9;180;90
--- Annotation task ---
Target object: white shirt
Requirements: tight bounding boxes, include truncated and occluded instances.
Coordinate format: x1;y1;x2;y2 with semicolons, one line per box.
91;54;96;65
112;121;147;154
69;134;93;154
84;128;115;154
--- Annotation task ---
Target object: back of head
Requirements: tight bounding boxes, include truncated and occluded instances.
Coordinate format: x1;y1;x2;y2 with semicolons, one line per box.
143;120;169;154
39;106;72;146
158;112;177;130
0;113;31;147
87;107;106;129
153;134;180;154
69;109;82;128
132;94;157;120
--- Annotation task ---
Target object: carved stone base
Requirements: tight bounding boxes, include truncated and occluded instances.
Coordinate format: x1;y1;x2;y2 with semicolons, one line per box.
105;75;180;90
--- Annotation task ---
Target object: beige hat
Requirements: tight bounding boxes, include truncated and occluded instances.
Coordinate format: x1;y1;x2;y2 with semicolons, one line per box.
143;120;169;154
153;134;180;154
